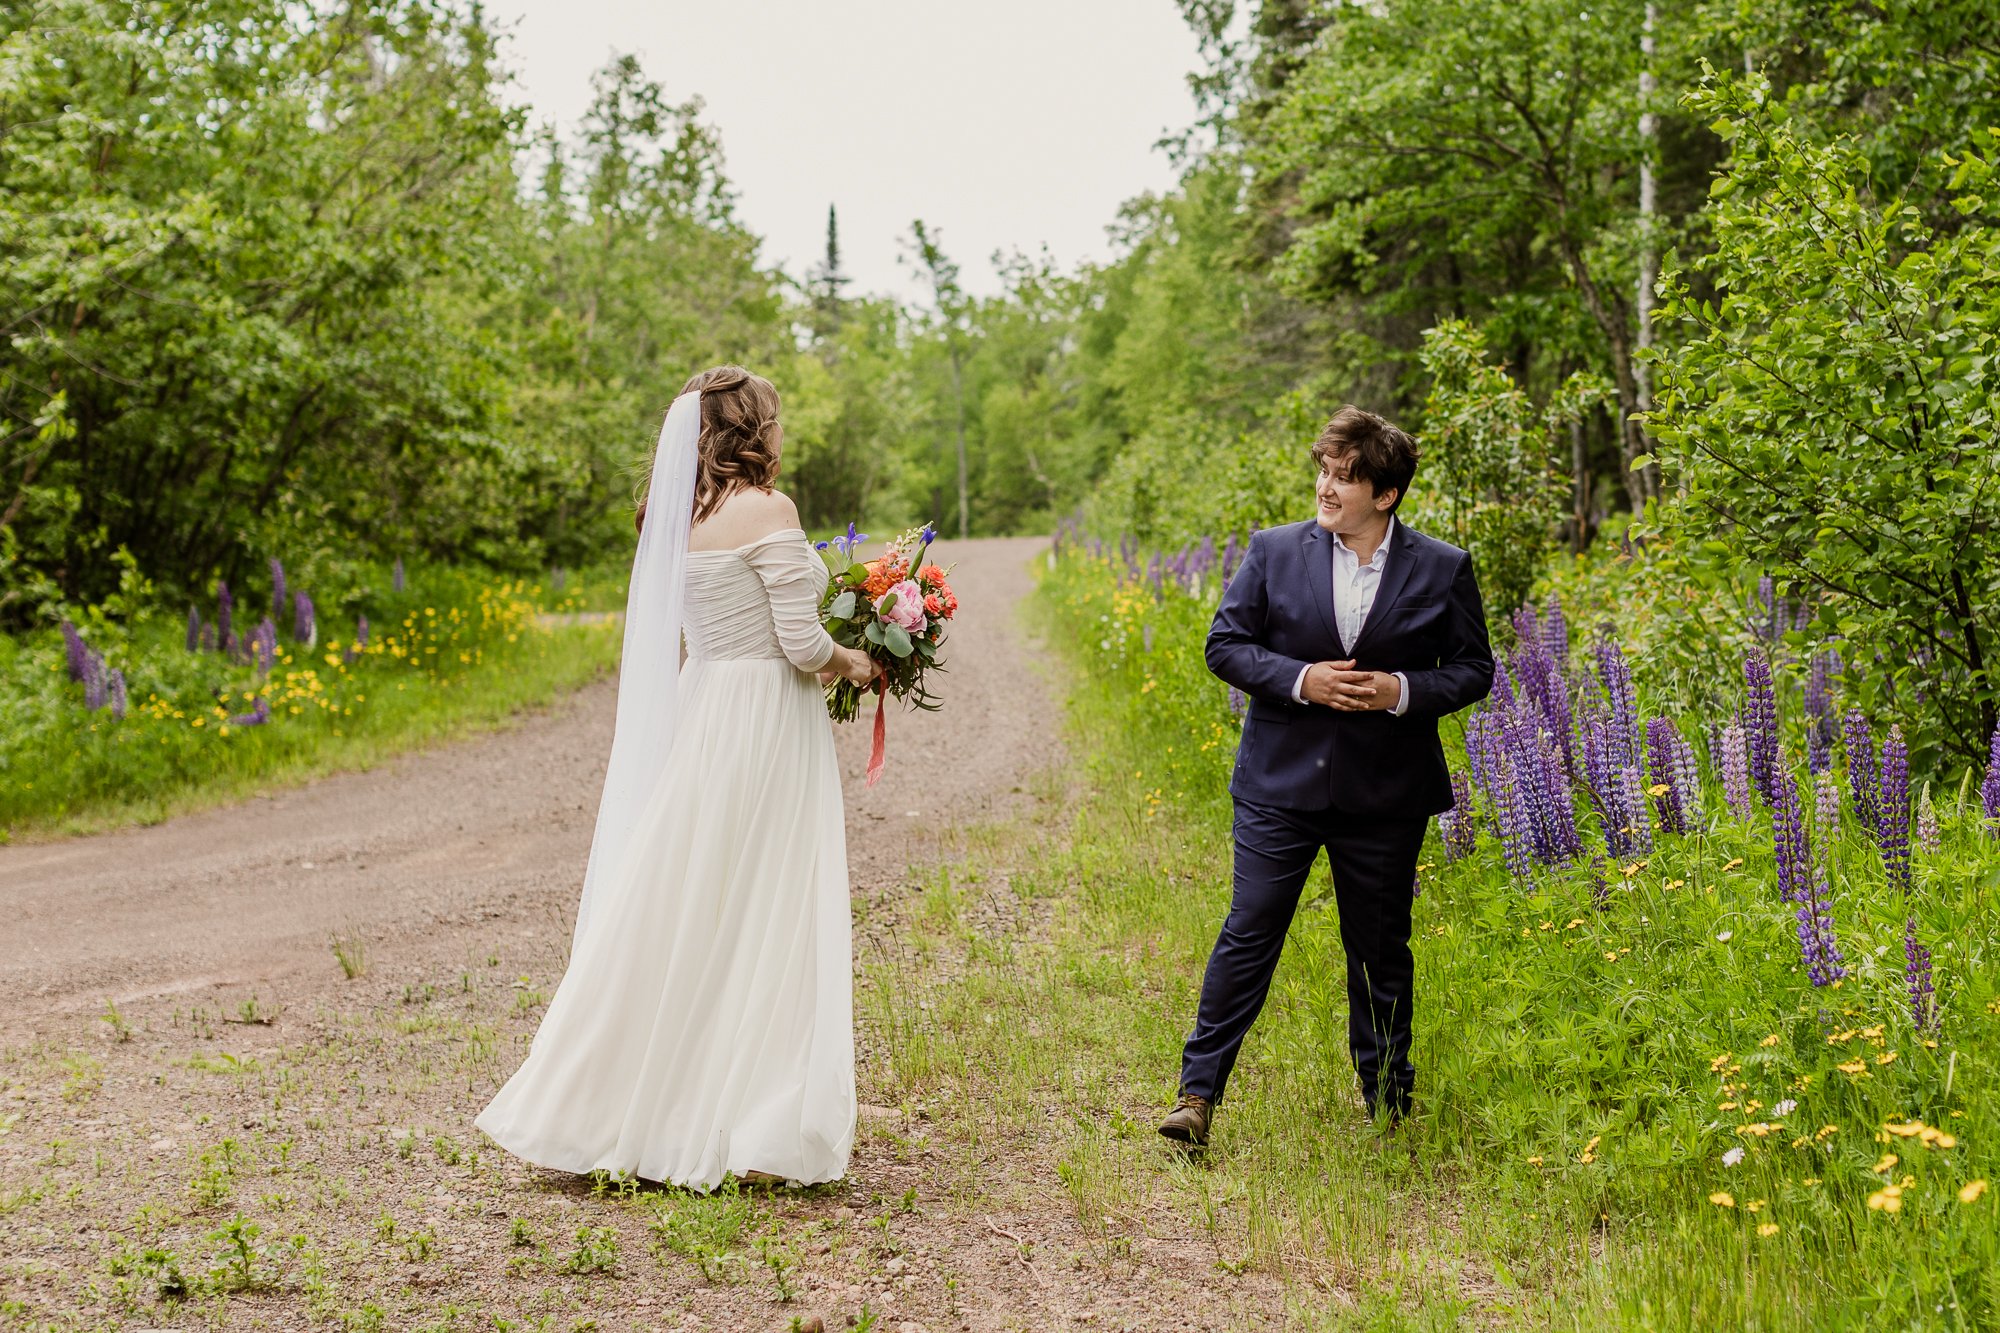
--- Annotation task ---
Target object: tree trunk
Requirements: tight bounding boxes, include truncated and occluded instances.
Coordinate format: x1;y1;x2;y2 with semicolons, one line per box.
1634;2;1660;503
950;350;969;540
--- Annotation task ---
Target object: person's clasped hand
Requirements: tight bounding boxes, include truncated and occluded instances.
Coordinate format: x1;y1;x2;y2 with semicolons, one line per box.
1301;659;1402;712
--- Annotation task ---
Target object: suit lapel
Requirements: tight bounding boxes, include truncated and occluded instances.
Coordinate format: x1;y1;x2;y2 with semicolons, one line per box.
1349;520;1416;660
1299;524;1346;658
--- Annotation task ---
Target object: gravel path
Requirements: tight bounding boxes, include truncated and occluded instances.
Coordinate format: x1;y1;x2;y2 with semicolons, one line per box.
0;536;1059;1031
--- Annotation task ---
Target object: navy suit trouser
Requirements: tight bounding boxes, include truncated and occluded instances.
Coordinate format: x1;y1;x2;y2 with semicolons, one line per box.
1179;797;1429;1116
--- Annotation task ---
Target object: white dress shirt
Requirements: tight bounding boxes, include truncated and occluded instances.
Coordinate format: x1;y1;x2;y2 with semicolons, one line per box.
1292;518;1412;716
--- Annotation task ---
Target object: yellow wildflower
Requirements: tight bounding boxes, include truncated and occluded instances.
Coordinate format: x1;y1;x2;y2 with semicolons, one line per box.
1709;1192;1735;1208
1836;1059;1869;1076
1960;1181;1988;1204
1580;1135;1601;1164
1884;1121;1926;1138
1757;1223;1779;1237
1867;1185;1903;1213
1759;1034;1781;1048
1873;1154;1899;1174
1875;1051;1899;1066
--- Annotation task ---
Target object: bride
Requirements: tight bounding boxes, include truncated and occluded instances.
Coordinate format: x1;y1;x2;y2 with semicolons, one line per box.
476;365;880;1189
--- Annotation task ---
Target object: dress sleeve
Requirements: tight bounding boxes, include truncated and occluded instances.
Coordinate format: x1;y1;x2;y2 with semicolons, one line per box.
742;533;837;673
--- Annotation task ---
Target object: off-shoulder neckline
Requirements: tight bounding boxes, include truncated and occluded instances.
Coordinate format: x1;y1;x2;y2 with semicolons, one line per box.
686;526;808;555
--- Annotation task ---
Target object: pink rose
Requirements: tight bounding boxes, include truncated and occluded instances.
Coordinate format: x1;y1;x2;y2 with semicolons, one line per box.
876;579;928;634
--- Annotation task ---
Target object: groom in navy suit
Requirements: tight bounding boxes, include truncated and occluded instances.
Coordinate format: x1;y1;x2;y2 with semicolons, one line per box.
1160;406;1493;1146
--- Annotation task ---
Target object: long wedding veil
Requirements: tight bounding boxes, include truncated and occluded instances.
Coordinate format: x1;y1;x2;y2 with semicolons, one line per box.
572;389;700;947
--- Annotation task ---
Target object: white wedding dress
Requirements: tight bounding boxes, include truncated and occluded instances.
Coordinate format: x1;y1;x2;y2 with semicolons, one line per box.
476;528;855;1189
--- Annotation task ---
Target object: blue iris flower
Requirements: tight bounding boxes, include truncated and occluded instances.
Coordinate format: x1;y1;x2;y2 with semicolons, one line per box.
845;522;867;550
814;540;830;551
919;523;937;546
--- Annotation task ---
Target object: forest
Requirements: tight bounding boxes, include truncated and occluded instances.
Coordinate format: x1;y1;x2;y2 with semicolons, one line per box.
6;0;1997;780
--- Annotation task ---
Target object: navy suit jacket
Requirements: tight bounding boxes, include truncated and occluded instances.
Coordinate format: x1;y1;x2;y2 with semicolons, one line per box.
1206;519;1494;817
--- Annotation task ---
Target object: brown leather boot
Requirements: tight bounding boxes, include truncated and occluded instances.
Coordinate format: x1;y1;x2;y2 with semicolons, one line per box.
1158;1093;1212;1148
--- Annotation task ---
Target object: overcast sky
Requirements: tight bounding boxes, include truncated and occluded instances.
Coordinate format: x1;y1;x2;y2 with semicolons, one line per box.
491;1;1205;300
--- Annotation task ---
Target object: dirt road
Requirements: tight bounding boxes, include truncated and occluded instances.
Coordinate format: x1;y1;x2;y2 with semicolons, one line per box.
0;536;1058;1029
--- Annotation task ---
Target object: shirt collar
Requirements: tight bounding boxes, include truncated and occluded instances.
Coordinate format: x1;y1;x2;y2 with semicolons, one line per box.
1333;516;1396;570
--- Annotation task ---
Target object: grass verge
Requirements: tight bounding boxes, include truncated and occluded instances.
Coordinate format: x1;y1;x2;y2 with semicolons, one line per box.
2;564;625;841
853;547;2000;1329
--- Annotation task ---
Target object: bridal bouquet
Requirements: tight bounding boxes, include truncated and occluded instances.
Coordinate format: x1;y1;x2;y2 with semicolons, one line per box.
817;522;958;785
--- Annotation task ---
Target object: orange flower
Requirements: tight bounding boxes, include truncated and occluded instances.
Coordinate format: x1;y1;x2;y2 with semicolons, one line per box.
919;564;947;584
924;594;943;615
861;558;907;599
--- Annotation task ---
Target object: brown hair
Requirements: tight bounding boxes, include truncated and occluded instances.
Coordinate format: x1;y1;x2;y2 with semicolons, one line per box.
636;364;784;532
685;364;783;523
1311;405;1420;515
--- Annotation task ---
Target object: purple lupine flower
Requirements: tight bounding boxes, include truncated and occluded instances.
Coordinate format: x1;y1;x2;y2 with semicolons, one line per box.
1743;653;1779;805
1593;632;1639;773
1616;763;1654;855
1719;722;1752;818
1773;767;1810;904
1220;533;1240;586
82;647;108;710
199;621;215;653
1543;595;1569;667
293;591;316;646
269;557;286;620
1773;768;1845;986
185;606;201;653
108;668;127;721
253;618;277;674
1981;721;2000;827
392;557;406;593
1646;717;1688;836
1844;708;1878;830
1754;576;1776;643
1141;623;1154;653
1904;917;1936;1034
1579;706;1621;840
1916;783;1940;855
216;580;233;655
1813;770;1841;838
1589;853;1611;910
1492;750;1536;882
1464;709;1496;797
1509;611;1574;776
228;696;272;727
1227;686;1245;718
345;615;370;666
1670;730;1703;828
1440;769;1478;860
1878;724;1911;893
1804;650;1837;774
61;620;88;682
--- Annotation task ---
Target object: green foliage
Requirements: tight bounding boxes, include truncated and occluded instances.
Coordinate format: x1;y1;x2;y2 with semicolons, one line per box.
1414;321;1609;619
0;6;789;620
1649;76;2000;764
0;0;526;615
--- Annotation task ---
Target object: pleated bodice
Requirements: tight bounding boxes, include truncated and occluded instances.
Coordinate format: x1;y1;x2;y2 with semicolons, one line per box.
684;528;834;667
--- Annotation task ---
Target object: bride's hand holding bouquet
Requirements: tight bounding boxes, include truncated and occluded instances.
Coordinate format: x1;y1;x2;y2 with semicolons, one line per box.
816;522;958;785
